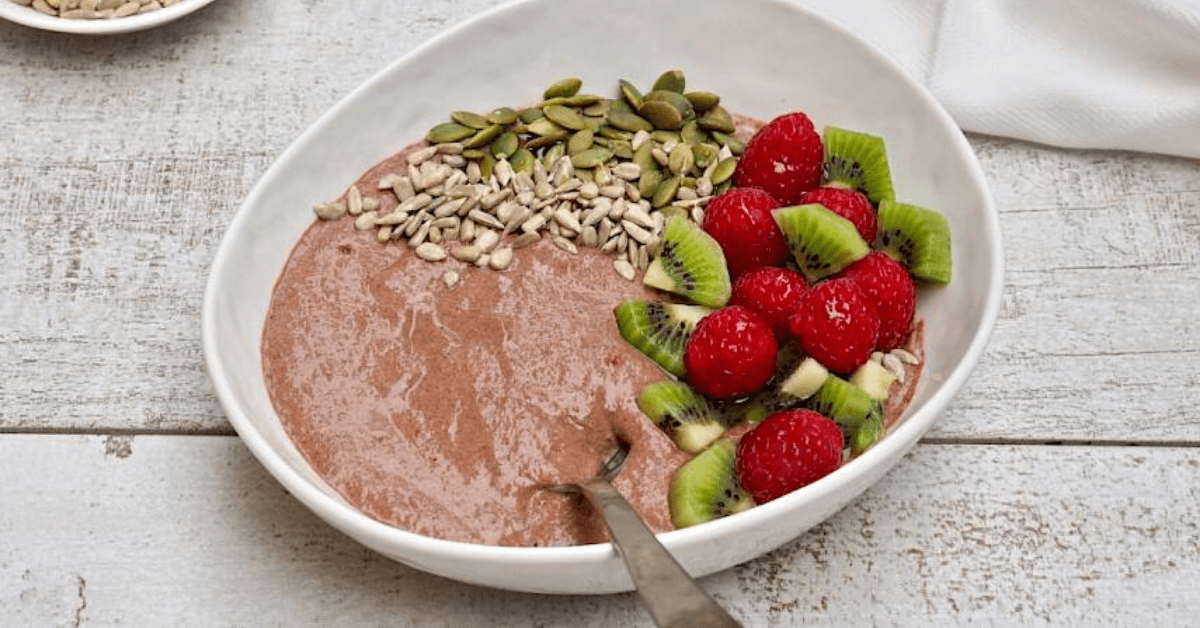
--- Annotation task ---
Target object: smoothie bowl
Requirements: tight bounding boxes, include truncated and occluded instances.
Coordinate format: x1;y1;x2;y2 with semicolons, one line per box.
202;0;1002;594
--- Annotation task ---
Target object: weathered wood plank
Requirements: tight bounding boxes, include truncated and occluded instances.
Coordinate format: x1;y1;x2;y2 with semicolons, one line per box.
2;435;1197;626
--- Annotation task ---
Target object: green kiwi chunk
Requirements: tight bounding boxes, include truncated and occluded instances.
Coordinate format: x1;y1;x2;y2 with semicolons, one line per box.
807;374;876;431
849;412;884;456
643;216;731;308
850;360;896;401
614;299;711;377
668;438;754;528
779;357;829;400
772;204;869;283
637;381;726;453
878;200;952;284
822;126;896;204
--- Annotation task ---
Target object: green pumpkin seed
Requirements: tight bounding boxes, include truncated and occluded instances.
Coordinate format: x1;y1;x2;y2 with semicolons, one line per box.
518;107;545;123
491;131;519;158
592;136;613;148
633;140;656;172
711;157;737;185
527;117;566;137
488;107;519;125
543;105;587;131
542;143;565;170
462;124;504;148
597;125;632;141
609;99;633;115
681;120;707;145
611;140;634;159
583;100;611;117
582;116;604;132
644;90;694;119
510;148;534;174
543;77;582;99
693;142;719;168
652;69;686;93
651;130;682;144
668;143;694;176
568;129;594;155
716;180;733;194
681;176;697;188
684;91;720;112
480;152;497;180
711;131;745;154
608;110;654;133
525;132;569;149
461;148;486;160
563;94;603;106
570;147;613;169
652;175;681;207
661;205;689;221
451;110;491;129
618;79;644;109
698;106;735;133
639;168;663;198
575;167;594;183
639;101;683;130
426;122;475;143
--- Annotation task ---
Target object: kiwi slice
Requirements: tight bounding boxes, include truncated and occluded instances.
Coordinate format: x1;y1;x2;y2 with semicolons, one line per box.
643;216;732;308
878;200;952;284
779;357;829;401
822;126;895;204
614;299;711;377
850;360;896;401
668;438;754;528
722;348;809;425
772;204;869;283
849;411;884;456
807;374;876;431
637;381;726;453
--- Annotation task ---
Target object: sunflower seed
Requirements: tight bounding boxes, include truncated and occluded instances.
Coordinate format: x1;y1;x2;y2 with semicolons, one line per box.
581;205;607;227
452;245;482;262
476;254;490;268
466;161;482;183
608;198;625;220
892;349;920;365
520;213;547;234
362;196;380;212
613;259;636;280
408;222;431;247
696;177;714;197
408;146;439;166
113;1;138;16
480;189;511;209
601;237;620;253
599;185;625;199
442;270;461;287
475;229;500;252
630;130;651;151
611;162;641;180
489;247;514;270
882;354;906;383
397;193;432;215
554;207;583;232
354;211;378;231
552;236;578;254
313;202;345;220
415;243;446;261
467;209;504;230
623;220;654;244
443;226;461;241
512;232;541;249
503;207;532;234
433;198;465;218
378;173;401;190
691;206;705;223
676;186;698;201
651;148;669;167
461;219;476;243
622;203;654;229
437;142;464;155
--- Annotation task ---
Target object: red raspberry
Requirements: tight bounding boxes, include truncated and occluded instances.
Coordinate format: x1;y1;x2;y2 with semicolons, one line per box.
701;187;788;278
839;251;915;351
798;187;877;243
729;267;808;342
736;410;843;504
734;112;823;204
684;306;778;400
788;278;879;373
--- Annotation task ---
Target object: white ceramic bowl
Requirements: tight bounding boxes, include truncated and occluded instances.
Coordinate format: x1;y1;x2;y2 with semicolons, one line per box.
203;0;1003;594
0;0;216;35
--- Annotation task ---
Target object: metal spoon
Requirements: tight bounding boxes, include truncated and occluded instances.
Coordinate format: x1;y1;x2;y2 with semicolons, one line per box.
545;441;742;628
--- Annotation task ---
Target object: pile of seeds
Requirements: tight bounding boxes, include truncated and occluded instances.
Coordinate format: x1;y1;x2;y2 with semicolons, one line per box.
870;348;921;382
312;70;744;283
11;0;180;18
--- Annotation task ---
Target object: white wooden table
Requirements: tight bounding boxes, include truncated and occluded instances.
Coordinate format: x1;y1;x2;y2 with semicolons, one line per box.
2;1;1198;625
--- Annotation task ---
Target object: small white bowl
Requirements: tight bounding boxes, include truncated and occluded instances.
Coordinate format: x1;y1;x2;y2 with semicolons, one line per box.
203;0;1003;594
0;0;216;35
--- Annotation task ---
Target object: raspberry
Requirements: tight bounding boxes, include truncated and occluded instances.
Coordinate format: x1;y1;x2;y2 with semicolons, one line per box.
736;410;843;504
788;278;879;373
729;267;808;342
798;187;877;243
701;187;788;278
734;112;824;204
684;306;778;400
839;251;915;351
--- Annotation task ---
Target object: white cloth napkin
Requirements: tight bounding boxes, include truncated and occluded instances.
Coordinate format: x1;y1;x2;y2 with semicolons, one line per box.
797;0;1200;159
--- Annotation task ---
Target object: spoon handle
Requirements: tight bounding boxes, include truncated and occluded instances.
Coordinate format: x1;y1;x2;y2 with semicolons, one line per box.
577;479;741;628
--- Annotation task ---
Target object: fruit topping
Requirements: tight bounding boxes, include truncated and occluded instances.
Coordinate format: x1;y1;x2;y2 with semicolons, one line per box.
701;187;788;278
850;360;897;401
798;186;877;243
735;410;843;504
772;204;869;283
684;306;778;400
637;381;726;453
839;251;916;351
614;299;711;377
778;357;829;401
807;373;878;432
821;126;895;204
643;215;732;308
734;112;824;204
729;266;808;341
848;412;884;456
669;438;754;528
877;200;953;284
788;278;879;373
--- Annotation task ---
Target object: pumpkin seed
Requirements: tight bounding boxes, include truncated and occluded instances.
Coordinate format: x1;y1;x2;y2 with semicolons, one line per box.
607;110;654;133
652;175;681;207
692;143;719;168
527;117;566;137
609;99;633;115
684;91;720;112
715;180;733;194
651;69;686;93
542;143;565;170
451;110;491;129
581;116;604;132
660;205;689;221
462;149;486;160
583;100;611;117
463;124;504;148
611;140;634;159
543;104;587;131
639;101;683;130
562;94;603;106
543;77;582;99
681;120;707;145
518;107;545;123
480;153;497;181
651;130;681;144
492;131;519;158
575;167;594;183
571;147;614;169
618;79;644;109
711;131;745;154
525;132;568;149
680;176;697;189
597;126;632;141
633;140;656;172
638;168;663;199
568;129;594;155
668;143;694;175
644;90;694;119
698;106;735;133
487;107;518;125
592;136;613;149
509;148;534;174
426;122;475;143
711;157;737;184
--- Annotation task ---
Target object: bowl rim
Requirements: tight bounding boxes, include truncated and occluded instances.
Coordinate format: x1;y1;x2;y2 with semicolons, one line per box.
202;0;1003;566
0;0;217;35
